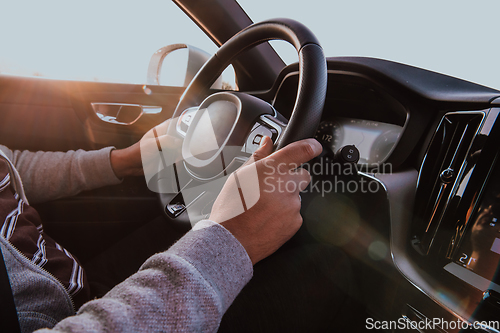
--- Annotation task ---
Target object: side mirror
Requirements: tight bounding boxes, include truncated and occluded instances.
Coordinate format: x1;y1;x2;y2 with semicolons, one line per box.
146;44;222;88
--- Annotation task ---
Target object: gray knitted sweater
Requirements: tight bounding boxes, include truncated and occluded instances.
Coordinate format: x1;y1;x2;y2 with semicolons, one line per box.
0;145;253;332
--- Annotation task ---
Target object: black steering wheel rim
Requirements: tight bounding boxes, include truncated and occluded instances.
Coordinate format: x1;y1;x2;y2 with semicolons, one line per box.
169;18;327;149
160;18;327;228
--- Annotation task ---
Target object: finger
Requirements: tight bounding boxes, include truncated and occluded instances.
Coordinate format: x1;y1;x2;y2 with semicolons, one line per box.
242;136;274;167
266;138;322;171
293;167;312;192
252;136;274;161
284;167;312;193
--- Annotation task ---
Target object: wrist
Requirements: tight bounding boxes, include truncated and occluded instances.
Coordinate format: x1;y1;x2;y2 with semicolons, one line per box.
110;149;126;179
110;143;144;178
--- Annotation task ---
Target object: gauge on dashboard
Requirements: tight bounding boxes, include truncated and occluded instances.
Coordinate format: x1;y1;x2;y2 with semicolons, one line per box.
315;117;403;165
314;121;344;154
370;129;401;162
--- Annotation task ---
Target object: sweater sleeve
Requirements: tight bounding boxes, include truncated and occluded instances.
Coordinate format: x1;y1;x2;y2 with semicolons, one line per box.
0;145;122;204
35;220;254;333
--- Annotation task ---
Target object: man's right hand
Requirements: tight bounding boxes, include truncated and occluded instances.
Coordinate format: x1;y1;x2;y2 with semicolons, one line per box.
210;136;322;265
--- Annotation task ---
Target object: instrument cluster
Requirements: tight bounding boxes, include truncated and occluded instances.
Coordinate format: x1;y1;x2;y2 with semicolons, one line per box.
315;117;404;165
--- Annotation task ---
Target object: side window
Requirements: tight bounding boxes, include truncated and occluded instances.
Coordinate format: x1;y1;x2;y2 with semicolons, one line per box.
0;0;237;89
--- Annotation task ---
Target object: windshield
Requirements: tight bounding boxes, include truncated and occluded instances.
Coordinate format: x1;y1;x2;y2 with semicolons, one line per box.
238;0;500;90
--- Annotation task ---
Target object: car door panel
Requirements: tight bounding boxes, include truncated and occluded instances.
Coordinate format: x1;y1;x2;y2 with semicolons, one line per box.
0;76;184;150
0;76;91;152
69;81;184;148
0;75;185;256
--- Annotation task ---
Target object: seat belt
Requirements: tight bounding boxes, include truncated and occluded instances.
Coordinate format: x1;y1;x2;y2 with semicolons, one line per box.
0;244;21;333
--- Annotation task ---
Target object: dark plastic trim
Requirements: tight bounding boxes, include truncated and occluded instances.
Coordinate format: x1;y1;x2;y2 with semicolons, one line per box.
326;57;500;104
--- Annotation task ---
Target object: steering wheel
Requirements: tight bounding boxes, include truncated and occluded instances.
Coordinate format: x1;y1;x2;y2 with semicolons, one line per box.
153;18;327;230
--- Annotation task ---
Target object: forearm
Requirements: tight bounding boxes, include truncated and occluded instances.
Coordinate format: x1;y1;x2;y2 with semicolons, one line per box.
8;147;121;204
35;221;253;333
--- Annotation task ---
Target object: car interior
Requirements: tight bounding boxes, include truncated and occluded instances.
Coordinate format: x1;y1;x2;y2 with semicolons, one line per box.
1;0;500;332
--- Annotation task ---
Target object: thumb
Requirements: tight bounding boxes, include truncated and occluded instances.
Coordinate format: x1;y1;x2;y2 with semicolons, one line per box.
243;136;274;166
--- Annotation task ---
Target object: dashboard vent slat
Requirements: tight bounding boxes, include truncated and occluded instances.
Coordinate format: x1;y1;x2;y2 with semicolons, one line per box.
414;112;484;255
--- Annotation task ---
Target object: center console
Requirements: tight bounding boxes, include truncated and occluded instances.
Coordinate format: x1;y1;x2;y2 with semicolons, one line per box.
396;106;500;331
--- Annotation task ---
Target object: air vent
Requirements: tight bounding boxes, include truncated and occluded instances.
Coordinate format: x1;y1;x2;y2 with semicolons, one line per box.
413;112;484;255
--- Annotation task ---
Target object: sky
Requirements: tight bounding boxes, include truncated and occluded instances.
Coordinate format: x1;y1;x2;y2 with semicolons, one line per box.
0;0;216;84
238;0;500;90
0;0;498;90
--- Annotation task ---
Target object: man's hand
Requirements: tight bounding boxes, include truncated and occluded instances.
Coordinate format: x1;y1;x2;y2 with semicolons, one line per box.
210;136;322;265
110;142;143;179
110;120;180;179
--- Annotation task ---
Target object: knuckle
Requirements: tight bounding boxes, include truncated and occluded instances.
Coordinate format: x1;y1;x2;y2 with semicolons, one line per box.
294;215;303;229
290;196;302;210
301;166;311;175
305;171;312;182
300;168;311;181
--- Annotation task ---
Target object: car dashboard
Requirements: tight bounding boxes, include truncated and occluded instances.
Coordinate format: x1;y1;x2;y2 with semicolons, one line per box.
2;47;499;331
263;56;500;332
